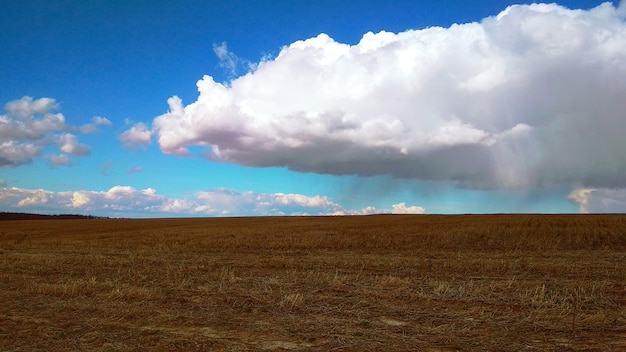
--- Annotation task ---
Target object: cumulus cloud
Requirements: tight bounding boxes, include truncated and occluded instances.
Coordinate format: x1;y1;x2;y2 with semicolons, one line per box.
0;141;42;167
79;116;112;133
71;191;91;208
16;189;49;207
331;206;375;216
149;3;626;191
0;185;425;217
56;133;90;155
568;187;626;213
46;154;70;166
193;189;345;215
5;96;58;119
119;122;152;148
0;96;95;167
391;202;426;214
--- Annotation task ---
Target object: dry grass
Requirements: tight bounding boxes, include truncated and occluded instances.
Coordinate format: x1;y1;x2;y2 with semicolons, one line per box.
0;214;624;351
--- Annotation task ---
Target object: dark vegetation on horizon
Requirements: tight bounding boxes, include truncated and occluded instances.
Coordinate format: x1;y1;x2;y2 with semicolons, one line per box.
0;212;109;221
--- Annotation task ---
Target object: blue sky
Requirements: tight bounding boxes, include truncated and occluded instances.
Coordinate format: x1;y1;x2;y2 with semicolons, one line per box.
1;0;625;217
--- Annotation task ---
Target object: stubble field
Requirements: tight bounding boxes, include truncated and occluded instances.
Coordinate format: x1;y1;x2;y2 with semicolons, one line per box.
0;214;624;351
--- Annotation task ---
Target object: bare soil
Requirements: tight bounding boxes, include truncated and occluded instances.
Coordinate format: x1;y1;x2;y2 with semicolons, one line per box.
1;214;624;351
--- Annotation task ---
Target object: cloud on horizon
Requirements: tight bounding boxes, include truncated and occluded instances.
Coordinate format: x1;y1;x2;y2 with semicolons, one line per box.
568;187;626;213
0;186;425;217
140;2;626;192
1;97;109;167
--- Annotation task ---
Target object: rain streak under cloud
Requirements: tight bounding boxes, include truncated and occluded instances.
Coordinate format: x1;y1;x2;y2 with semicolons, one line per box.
136;2;626;192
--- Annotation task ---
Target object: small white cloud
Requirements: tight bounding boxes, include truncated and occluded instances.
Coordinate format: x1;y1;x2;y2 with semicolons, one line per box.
119;122;152;148
46;154;70;166
391;202;426;214
92;116;112;126
56;133;90;155
79;116;112;133
332;206;378;216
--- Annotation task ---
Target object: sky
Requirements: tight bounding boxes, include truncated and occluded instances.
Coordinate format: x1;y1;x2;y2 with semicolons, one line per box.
1;0;626;217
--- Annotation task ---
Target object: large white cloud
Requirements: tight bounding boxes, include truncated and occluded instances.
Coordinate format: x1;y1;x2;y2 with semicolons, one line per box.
0;96;109;167
0;185;425;217
149;2;626;191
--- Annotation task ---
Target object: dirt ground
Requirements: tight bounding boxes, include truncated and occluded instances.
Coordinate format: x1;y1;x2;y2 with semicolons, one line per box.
1;214;624;351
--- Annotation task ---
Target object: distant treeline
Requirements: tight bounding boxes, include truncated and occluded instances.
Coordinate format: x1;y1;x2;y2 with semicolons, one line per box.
0;212;109;221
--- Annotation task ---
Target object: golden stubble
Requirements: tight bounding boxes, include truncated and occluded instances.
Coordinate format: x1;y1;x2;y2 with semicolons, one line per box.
0;214;624;351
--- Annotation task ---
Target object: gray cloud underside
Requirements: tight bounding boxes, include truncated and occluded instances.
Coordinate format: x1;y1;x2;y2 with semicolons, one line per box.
149;3;626;190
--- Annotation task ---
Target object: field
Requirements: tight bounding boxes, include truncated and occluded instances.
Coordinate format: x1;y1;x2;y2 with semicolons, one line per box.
1;214;624;351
